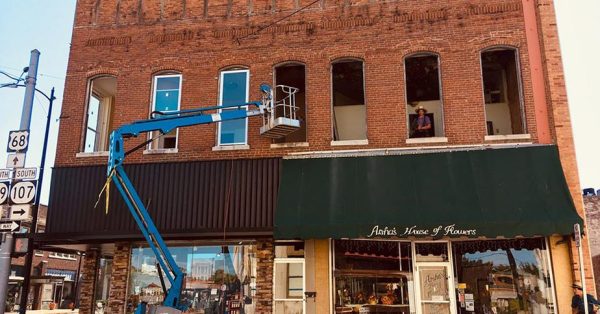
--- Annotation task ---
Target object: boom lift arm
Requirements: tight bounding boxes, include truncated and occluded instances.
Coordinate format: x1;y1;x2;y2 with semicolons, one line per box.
105;84;275;313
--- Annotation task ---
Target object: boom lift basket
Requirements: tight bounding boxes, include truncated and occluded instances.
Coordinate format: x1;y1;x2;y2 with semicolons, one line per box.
260;85;301;138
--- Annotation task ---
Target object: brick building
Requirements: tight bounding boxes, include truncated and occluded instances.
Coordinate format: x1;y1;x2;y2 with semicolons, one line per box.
584;195;600;296
40;0;592;313
9;205;82;311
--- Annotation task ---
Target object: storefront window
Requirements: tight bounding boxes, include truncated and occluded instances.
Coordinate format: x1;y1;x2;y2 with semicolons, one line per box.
334;240;413;313
274;242;305;314
452;238;555;314
127;244;256;314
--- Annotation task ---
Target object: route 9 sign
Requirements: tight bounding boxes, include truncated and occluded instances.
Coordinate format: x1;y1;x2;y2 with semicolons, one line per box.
0;182;9;205
7;130;30;153
10;181;36;204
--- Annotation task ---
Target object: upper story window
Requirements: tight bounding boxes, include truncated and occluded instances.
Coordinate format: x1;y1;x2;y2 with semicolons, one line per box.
273;63;307;144
481;48;525;135
150;74;181;150
405;53;444;139
83;76;116;152
218;69;249;146
331;59;367;141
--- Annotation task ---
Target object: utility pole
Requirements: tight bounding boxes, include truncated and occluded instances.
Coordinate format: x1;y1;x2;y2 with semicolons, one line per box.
0;49;40;314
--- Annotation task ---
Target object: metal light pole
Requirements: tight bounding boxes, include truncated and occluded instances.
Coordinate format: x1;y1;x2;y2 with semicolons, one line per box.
18;87;55;314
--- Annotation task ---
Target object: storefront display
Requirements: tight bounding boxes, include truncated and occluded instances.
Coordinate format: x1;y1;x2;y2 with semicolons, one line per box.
333;239;556;314
452;238;555;314
127;244;256;314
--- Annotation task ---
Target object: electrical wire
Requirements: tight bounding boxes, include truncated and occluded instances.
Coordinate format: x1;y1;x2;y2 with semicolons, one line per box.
235;0;321;44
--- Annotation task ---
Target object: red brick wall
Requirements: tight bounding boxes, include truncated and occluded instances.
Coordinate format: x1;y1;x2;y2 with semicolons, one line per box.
57;0;539;167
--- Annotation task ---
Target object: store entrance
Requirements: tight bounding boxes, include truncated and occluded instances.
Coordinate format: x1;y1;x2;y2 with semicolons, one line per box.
413;242;456;314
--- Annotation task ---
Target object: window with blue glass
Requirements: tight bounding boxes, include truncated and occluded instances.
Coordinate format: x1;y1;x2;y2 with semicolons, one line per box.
218;70;249;145
150;74;181;149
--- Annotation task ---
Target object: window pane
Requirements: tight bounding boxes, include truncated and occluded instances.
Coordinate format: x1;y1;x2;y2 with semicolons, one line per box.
83;76;116;152
84;96;100;153
154;90;179;112
220;71;248;145
156;76;180;90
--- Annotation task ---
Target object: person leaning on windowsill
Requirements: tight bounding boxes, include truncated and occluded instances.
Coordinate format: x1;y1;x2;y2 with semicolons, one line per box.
572;283;600;314
411;106;432;138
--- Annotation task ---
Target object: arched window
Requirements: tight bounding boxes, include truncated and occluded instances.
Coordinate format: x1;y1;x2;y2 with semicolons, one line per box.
218;68;250;146
404;53;444;139
331;59;367;141
480;47;525;135
274;62;307;143
83;75;116;152
149;72;182;150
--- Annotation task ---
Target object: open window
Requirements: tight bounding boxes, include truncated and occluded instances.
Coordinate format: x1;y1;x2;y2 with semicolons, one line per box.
405;53;444;139
332;59;367;141
481;48;525;135
273;63;306;143
149;74;181;150
218;69;249;146
83;76;116;152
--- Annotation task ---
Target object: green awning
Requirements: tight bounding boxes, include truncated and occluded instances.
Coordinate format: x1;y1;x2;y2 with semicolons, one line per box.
275;145;582;239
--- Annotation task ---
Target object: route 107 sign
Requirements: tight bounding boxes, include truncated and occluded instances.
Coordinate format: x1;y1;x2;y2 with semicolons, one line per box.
7;130;30;153
10;181;36;204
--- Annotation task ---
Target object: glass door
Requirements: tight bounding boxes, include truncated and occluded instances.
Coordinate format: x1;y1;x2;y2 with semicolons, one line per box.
273;258;305;314
416;264;453;314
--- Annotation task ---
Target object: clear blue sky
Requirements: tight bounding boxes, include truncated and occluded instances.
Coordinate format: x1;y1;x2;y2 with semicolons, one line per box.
0;1;599;206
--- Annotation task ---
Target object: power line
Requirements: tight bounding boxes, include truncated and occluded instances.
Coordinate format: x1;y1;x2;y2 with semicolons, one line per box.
235;0;321;44
0;65;65;81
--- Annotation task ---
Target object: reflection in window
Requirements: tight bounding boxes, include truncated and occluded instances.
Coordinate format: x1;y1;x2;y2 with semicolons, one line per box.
219;69;249;145
452;238;554;314
405;54;443;138
481;48;525;135
334;240;412;313
83;76;116;152
150;74;181;150
332;60;367;141
128;245;256;314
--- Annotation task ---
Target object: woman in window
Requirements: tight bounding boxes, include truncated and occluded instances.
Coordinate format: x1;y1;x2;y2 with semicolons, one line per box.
411;106;432;138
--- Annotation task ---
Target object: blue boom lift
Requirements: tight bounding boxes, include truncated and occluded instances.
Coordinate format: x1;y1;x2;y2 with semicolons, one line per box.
103;84;299;313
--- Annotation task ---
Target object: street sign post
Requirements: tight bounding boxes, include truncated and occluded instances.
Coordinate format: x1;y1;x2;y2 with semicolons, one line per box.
0;170;9;180
5;153;25;169
7;130;30;153
0;222;20;232
9;205;31;221
0;183;9;205
9;181;36;205
13;168;37;180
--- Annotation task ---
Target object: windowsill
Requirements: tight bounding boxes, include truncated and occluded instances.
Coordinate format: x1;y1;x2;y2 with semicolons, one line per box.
406;137;448;144
49;255;77;261
485;134;532;141
270;142;309;149
330;139;369;146
143;148;179;155
76;151;109;158
212;144;250;151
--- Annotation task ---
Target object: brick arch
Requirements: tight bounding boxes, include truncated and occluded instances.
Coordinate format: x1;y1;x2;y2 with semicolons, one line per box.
85;69;118;79
217;63;251;73
150;66;184;76
272;59;307;68
473;40;521;53
329;55;366;64
401;48;442;60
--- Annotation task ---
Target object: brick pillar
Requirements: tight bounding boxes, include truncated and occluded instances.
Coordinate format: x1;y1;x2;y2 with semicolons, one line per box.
107;242;131;314
254;240;274;314
79;250;99;314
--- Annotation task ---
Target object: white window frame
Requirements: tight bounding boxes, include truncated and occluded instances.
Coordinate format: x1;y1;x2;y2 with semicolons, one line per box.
412;241;457;314
148;73;182;151
273;257;306;314
82;76;115;153
217;69;250;146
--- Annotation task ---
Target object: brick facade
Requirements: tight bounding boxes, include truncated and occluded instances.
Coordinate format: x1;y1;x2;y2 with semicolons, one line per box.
58;0;538;168
79;250;99;314
107;242;131;314
584;196;600;294
255;240;274;314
